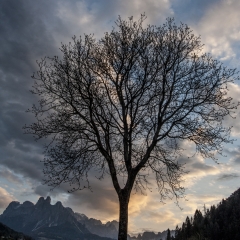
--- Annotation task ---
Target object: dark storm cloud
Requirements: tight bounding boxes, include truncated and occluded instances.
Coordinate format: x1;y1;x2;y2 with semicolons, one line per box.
0;0;68;185
0;0;59;78
2;156;43;181
0;0;174;200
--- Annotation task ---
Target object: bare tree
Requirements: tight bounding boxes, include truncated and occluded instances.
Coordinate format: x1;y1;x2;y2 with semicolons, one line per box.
25;15;239;240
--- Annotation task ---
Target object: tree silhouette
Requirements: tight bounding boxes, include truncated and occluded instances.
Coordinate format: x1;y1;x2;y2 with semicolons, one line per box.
167;228;171;240
25;15;239;240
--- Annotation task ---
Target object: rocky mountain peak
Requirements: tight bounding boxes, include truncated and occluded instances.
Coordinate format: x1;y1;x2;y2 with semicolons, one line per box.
137;233;141;239
55;201;63;208
7;201;20;209
35;196;44;205
2;201;21;217
35;196;51;207
22;201;34;208
105;220;118;230
46;196;51;203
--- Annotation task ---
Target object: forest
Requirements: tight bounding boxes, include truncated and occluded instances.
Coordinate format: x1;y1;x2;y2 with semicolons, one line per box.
169;188;240;240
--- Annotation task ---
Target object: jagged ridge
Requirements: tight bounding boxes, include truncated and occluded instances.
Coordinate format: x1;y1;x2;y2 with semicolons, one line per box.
0;196;114;240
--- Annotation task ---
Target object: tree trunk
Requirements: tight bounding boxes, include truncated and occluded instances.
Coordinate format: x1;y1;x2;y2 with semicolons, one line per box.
118;189;130;240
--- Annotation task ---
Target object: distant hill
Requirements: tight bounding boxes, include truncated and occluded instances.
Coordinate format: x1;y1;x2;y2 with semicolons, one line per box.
129;229;175;240
0;196;114;240
173;188;240;240
75;212;119;239
0;221;33;240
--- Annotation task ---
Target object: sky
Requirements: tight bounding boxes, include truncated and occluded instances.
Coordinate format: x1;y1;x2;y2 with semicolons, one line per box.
1;0;240;236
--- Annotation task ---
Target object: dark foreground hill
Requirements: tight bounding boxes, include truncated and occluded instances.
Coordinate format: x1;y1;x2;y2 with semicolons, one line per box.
0;222;33;240
173;188;240;240
0;196;114;240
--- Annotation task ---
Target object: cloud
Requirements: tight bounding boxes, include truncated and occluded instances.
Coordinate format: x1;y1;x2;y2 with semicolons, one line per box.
0;0;179;228
217;173;240;181
0;140;44;181
224;146;240;165
109;0;173;24
180;193;224;217
221;83;240;137
34;185;57;198
175;141;221;185
234;157;240;164
0;167;23;184
196;0;240;64
55;0;173;43
126;190;181;234
171;0;220;24
0;0;59;78
0;0;63;185
0;0;61;187
0;187;14;209
127;188;224;234
64;177;119;222
0;0;173;187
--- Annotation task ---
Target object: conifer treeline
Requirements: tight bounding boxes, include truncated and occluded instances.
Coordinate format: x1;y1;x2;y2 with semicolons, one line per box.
172;188;240;240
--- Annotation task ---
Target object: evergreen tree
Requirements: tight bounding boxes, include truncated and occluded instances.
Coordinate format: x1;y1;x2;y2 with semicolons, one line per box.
167;228;171;240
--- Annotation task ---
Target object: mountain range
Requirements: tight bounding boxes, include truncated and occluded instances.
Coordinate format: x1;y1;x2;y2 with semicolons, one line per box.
1;187;239;240
0;196;173;240
130;230;175;240
0;196;115;240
